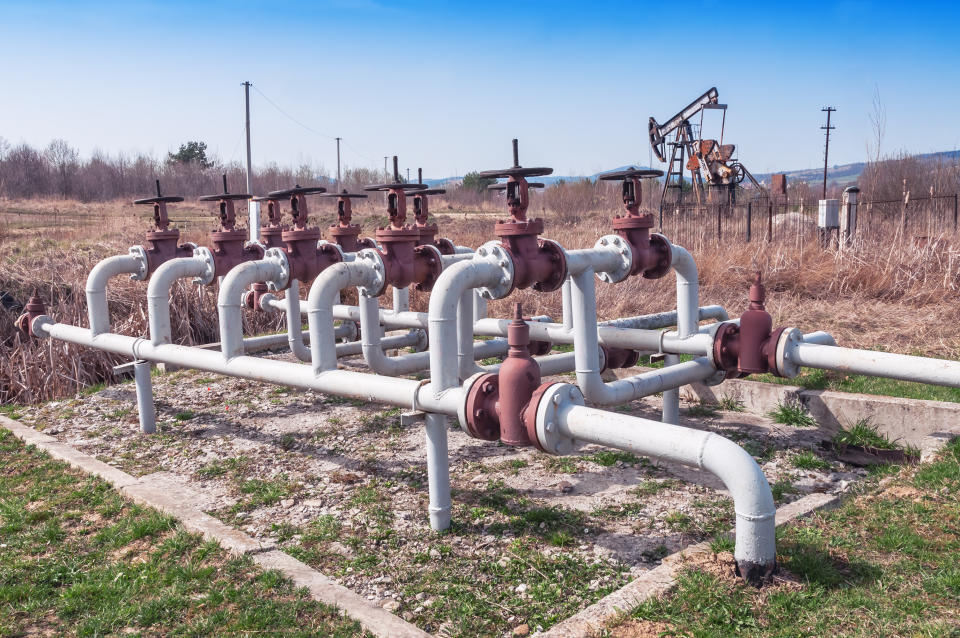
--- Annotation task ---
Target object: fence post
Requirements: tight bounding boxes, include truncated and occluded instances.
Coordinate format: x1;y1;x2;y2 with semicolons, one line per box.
717;205;722;243
767;202;773;242
954;194;958;231
746;202;752;242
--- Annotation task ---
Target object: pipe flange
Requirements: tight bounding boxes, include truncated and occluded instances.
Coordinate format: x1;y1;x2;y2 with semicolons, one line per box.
258;292;278;313
414;243;444;292
356;248;387;298
413;328;429;352
594;234;632;284
459;372;500;441
475;241;515;300
643;233;673;280
318;239;346;261
127;245;149;281
339;320;359;343
263;247;291;292
31;315;53;339
533;239;567;292
775;327;803;378
530;382;585;456
713;322;740;373
191;246;216;286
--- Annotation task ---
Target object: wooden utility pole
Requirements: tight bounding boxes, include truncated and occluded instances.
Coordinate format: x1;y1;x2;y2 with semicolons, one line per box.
821;107;836;199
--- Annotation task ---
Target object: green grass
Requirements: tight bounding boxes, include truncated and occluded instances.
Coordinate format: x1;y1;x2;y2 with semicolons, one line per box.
686;400;719;417
753;365;960;403
587;450;641;467
767;400;818;428
833;418;900;450
791;450;832;471
0;427;368;637
626;436;960;637
718;395;746;412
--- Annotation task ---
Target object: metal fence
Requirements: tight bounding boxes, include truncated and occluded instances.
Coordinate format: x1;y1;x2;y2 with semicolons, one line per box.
656;194;960;248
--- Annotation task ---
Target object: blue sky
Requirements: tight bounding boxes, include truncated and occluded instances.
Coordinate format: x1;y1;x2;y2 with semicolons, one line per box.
1;0;958;179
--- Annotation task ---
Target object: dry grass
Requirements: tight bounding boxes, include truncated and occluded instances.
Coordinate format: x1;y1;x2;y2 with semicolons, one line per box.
3;197;960;404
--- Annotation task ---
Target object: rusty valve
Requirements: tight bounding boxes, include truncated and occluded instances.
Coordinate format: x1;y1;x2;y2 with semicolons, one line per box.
410;168;455;255
479;140;566;293
463;303;543;446
598;167;671;279
712;272;788;377
200;175;264;277
252;195;287;250
260;185;342;287
319;190;375;253
15;295;47;337
362;157;441;293
132;180;195;277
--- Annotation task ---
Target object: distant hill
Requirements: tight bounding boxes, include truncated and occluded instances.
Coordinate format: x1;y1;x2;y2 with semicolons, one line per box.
423;151;960;189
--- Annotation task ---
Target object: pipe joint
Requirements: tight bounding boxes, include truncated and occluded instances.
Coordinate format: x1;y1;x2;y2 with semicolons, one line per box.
138;229;195;278
15;296;47;337
127;245;150;281
355;249;388;298
474;241;516;300
281;227;342;286
210;229;265;278
494;221;567;293
593;235;633;284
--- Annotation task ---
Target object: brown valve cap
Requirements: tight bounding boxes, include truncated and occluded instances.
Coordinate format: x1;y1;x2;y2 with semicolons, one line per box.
15;295;46;337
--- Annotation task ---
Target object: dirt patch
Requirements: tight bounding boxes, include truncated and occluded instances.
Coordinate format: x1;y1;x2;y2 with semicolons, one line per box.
608;618;674;638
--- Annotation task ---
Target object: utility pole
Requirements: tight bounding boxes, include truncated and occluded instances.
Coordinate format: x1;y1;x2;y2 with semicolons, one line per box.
383;157;388;181
335;137;341;191
406;168;410;182
821;107;836;199
243;82;253;194
242;81;258;242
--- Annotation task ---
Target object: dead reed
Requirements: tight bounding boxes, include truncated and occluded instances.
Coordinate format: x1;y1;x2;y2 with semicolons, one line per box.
3;198;960;405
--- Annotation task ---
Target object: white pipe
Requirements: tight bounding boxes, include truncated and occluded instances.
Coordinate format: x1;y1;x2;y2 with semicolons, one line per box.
556;403;776;580
664;244;699;424
561;278;573;331
285;280;312;362
359;294;507;375
481;351;577;376
147;257;208;346
35;319;462;416
217;260;284;360
570;268;716;405
789;342;960;388
802;331;836;346
133;359;155;434
473;290;488;324
85;254;144;336
307;260;380;374
426;258;505;531
458;290;477;379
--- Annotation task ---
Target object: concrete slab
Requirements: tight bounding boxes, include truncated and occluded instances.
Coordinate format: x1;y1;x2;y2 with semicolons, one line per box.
119;482;274;555
252;551;432;638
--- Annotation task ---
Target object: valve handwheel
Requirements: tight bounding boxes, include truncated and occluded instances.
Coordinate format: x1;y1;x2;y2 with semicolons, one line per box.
267;184;327;229
134;180;184;231
479;139;551;223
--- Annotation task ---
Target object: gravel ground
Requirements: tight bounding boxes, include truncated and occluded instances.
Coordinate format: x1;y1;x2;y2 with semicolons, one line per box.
15;350;869;637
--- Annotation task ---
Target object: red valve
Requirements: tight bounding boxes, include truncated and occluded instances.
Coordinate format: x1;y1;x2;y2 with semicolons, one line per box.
15;295;46;337
133;180;195;277
479;140;566;293
463;303;542;447
201;175;263;278
713;271;788;377
599;168;672;279
410;169;455;255
253;195;287;250
320;190;376;253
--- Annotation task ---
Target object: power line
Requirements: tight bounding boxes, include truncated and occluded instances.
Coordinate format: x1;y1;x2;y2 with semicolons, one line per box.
250;85;377;166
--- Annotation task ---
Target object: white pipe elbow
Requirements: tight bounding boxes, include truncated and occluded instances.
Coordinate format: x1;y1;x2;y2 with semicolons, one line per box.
217;260;285;360
85;254;145;336
147;257;208;346
307;261;379;374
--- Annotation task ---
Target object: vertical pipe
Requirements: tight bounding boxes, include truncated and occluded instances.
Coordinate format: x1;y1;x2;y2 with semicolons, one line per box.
746;201;752;242
661;355;680;424
457;290;476;380
134;360;156;435
472;290;488;324
561;277;573;331
664;244;699;424
767;202;773;242
424;412;451;530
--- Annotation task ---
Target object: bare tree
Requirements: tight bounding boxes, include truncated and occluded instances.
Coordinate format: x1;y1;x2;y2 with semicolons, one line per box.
45;139;79;198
